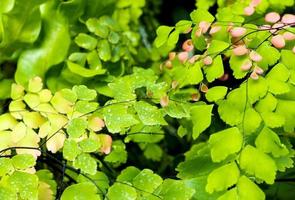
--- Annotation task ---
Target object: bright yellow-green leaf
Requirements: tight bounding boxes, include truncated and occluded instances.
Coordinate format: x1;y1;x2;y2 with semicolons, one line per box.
205;86;228;102
190;105;213;139
206;162;240;193
209;127;242;162
255;127;289;157
239;145;277;184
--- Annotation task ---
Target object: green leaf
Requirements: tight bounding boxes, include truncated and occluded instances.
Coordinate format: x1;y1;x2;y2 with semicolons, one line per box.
126;124;164;143
267;79;290;95
61;182;101;200
10;83;25;100
11;154;35;170
117;166;140;183
24;93;40;109
86;18;109;38
73;153;97;175
172;62;203;88
276;99;295;132
0;79;13;99
204;55;224;82
8;171;39;200
175;20;192;33
0;113;17;131
218;176;265;200
185;176;222;200
274;148;294;172
177;155;221;179
15;4;70;85
107;183;137;200
67;61;106;77
77;171;109;194
0;0;14;13
60;88;77;103
50;92;72;114
134;101;166;126
190;9;214;23
196;0;215;10
108;77;136;101
143;143;163;161
208;127;243;162
157;179;195;200
177;143;222;179
266;63;290;82
0;0;44;45
206;162;240;193
72;85;97;101
154;25;174;48
205;86;228;102
260;112;285;128
97;39;111;61
132;169;163;193
255;127;289;157
256;42;280;70
241;108;262;135
79;138;100;153
67;118;88;138
167;30;179;46
28;77;43;93
22;112;45;129
75;33;97;50
0;158;14;176
87;51;103;70
190;105;213;139
229;55;249;79
192;33;207;51
217;188;238;200
163;101;190;119
236;176;265;200
255;93;277;112
63;139;81;161
281;50;295;70
0;186;17;200
245;77;268;104
239;145;277;184
75;100;99;114
36;169;57;194
108;31;120;44
266;63;291;95
104;140;127;165
207;40;229;55
103;104;139;133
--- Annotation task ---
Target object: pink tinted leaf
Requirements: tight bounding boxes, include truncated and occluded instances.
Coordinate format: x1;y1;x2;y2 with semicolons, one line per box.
283;32;295;41
199;21;211;33
250;71;259;80
241;60;252;71
233;45;249;56
230;27;247;37
271;35;285;49
203;56;213;65
249;51;262;62
160;96;169;107
250;0;261;7
254;66;264;75
244;6;255;16
209;25;221;35
265;12;280;23
182;39;194;52
169;52;176;60
281;14;295;24
178;51;189;63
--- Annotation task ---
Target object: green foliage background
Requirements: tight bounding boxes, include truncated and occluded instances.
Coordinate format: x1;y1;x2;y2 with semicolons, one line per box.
0;0;295;199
